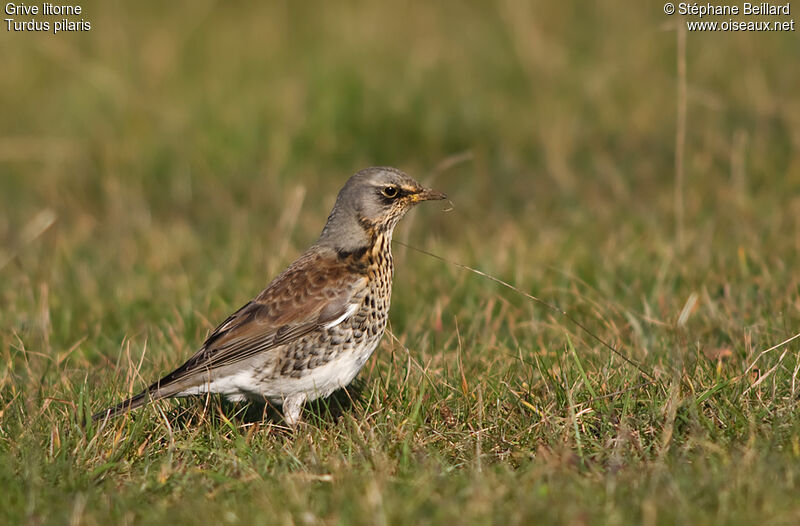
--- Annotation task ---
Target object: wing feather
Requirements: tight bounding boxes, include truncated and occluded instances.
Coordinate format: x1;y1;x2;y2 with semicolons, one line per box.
146;247;368;395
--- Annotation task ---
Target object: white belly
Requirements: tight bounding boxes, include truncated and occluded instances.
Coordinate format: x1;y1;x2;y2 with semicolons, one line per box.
176;337;379;405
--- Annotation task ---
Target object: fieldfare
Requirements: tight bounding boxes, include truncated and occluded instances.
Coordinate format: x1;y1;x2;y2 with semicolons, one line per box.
93;167;446;426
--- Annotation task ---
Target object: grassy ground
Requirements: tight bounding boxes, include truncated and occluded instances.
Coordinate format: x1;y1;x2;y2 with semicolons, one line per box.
2;1;800;524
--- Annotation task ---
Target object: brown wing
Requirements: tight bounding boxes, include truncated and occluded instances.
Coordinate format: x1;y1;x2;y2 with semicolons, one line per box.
146;246;368;394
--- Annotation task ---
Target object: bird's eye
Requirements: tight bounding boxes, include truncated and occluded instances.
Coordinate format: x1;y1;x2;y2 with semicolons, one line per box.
381;186;399;198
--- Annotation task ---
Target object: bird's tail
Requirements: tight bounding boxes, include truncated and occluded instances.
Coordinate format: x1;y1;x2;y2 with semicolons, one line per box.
91;390;153;422
92;367;206;422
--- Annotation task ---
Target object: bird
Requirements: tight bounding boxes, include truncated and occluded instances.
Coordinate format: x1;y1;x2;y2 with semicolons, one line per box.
93;167;446;426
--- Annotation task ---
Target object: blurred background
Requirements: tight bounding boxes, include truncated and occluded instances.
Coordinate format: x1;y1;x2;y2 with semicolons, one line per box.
2;2;800;523
1;0;799;386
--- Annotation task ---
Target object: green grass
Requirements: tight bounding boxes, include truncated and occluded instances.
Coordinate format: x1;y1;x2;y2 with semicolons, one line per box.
2;1;800;524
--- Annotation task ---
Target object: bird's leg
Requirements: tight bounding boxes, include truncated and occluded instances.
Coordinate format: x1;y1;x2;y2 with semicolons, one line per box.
282;393;307;428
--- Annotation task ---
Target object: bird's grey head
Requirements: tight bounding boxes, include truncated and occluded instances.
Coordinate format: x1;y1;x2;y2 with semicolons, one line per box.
317;167;446;252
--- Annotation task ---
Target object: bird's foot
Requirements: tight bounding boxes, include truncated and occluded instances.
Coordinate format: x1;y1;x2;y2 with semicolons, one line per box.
281;393;307;429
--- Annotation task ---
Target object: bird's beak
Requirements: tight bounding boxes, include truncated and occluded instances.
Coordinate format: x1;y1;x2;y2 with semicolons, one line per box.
411;187;447;203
